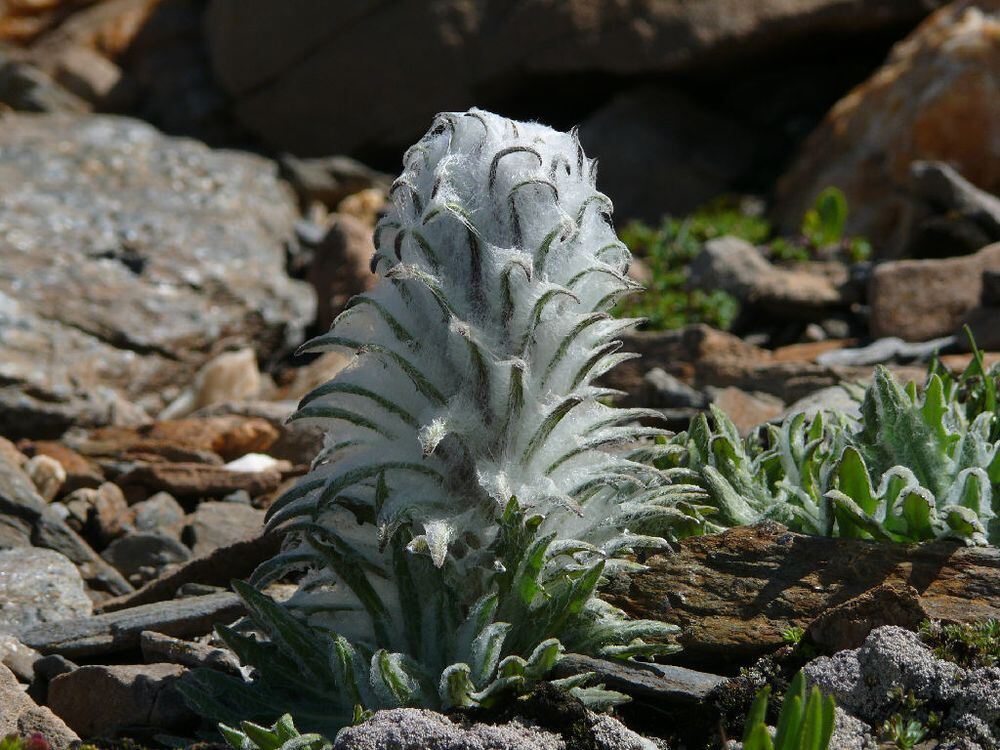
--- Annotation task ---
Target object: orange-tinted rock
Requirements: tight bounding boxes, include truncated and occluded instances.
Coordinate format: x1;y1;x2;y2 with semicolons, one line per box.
17;440;103;491
116;462;282;500
773;1;1000;255
307;214;378;333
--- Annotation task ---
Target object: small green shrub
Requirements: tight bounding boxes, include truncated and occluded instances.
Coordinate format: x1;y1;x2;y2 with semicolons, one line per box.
742;672;835;750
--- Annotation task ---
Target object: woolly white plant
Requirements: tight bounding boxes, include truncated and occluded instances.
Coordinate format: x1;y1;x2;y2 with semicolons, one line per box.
182;109;699;738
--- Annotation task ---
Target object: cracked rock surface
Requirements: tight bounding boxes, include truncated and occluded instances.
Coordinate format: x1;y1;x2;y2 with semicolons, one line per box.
0;113;315;439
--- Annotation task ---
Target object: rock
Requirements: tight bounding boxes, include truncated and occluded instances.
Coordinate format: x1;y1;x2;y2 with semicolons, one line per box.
0;633;40;682
962;303;1000;350
205;0;941;158
815;335;956;366
604;523;1000;671
116;462;282;501
552;654;725;705
194;400;325;466
47;662;195;737
61;482;131;545
0;50;88;113
74;416;280;463
101;532;191;586
0;113;315;438
97;533;282;613
332;706;656;750
773;2;1000;255
0;548;92;632
0;442;132;595
0;663;79;750
183;500;265;558
904;161;1000;258
272;352;354;404
27;652;77;705
805;582;928;653
803;626;1000;747
139;630;242;676
642;368;710;409
158;348;262;421
689;237;845;313
16;441;103;493
18;591;244;659
868;243;1000;340
708;387;785;435
578;86;754;220
131;492;185;538
307;214;378;333
279;154;391;209
23;454;66;502
337;187;388;228
51;44;122;105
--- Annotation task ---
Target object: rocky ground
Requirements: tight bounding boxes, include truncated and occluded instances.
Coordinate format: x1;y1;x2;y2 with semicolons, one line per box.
0;0;998;748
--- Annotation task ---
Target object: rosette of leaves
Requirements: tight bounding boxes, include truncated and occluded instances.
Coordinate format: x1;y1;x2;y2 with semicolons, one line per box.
667;363;999;545
181;110;688;737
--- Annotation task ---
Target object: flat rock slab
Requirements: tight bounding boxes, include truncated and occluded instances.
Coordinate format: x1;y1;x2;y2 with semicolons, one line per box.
16;592;243;659
604;523;1000;671
0;113;314;438
0;547;92;631
552;653;724;705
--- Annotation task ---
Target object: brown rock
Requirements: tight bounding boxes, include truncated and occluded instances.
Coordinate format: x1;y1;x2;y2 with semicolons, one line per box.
76;415;279;463
605;523;1000;671
806;582;928;653
0;663;78;749
47;662;194;737
708;387;785;434
23;454;65;502
16;440;103;492
337;187;388;228
307;214;378;333
62;482;131;544
869;243;1000;340
158;348;262;421
116;462;282;500
773;1;1000;255
205;0;942;157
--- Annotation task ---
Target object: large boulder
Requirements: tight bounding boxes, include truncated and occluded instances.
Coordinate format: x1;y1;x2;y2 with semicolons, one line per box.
0;548;92;632
0;113;315;439
0;663;79;750
204;0;942;160
773;0;1000;255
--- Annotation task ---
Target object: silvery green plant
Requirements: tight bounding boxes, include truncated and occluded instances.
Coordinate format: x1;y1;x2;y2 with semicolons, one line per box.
182;109;690;737
666;363;1000;545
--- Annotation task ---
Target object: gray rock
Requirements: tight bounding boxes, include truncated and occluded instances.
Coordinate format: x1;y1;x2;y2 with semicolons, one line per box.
101;532;192;586
0;548;92;632
0;633;41;682
642;368;709;409
0;455;133;594
0;113;315;438
905;161;1000;258
689;237;844;312
183;500;265;558
0;663;79;749
332;707;658;750
47;662;195;737
815;336;954;367
279;153;391;209
132;492;186;538
17;591;244;659
552;653;725;705
802;625;1000;747
139;630;242;676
